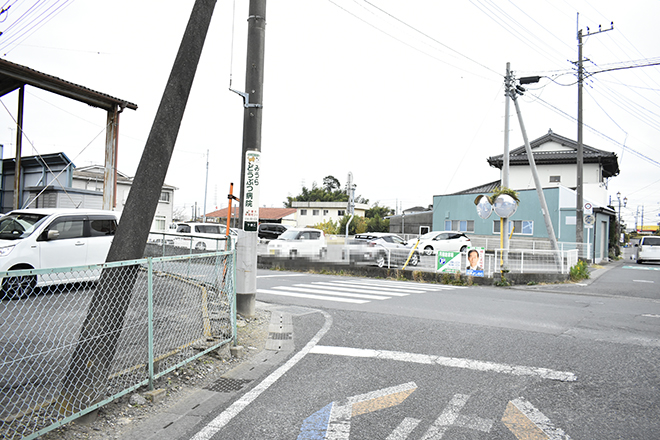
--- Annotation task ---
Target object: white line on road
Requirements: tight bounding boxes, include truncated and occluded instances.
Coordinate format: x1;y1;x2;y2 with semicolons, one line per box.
633;279;655;283
310;282;411;296
257;289;370;304
503;397;571;439
310;346;577;382
285;285;392;300
190;310;333;440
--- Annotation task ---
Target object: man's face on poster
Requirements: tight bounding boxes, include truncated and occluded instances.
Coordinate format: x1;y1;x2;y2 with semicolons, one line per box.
468;251;479;268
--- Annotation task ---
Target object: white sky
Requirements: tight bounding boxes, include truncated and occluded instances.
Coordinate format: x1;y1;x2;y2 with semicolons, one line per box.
0;0;658;228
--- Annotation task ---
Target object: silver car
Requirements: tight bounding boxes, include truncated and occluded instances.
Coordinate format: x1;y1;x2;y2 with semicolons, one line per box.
415;231;471;256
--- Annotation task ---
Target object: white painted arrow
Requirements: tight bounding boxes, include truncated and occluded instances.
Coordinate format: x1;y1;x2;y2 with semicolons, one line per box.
298;382;418;440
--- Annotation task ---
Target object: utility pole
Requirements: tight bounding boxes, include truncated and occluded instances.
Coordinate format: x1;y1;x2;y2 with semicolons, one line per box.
575;15;613;255
502;63;511;263
235;0;266;317
508;76;560;256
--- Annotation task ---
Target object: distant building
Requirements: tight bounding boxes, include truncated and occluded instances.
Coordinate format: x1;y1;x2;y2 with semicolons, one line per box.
429;130;620;263
71;165;176;231
291;201;369;228
388;206;433;236
206;206;297;228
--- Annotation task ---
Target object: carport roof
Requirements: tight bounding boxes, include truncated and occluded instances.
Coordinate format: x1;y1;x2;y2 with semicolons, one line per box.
0;58;137;112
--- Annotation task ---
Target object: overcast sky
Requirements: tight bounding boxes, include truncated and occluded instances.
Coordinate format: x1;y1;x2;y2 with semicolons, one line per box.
0;0;658;228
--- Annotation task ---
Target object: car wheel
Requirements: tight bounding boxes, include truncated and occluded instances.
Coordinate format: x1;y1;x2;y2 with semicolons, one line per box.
289;249;298;259
195;242;207;251
376;253;387;268
460;245;468;253
637;258;643;265
2;275;36;300
409;252;420;267
424;246;434;256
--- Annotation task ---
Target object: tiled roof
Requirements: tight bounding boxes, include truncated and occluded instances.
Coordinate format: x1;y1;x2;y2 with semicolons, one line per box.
448;180;501;196
487;130;619;178
207;207;296;221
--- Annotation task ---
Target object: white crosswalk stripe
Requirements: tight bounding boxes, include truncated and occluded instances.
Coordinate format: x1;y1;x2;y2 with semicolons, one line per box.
257;279;466;304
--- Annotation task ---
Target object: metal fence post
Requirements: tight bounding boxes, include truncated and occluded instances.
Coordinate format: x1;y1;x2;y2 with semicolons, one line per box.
147;257;155;391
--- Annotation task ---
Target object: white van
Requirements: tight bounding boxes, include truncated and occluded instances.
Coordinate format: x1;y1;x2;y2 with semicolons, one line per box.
0;208;119;298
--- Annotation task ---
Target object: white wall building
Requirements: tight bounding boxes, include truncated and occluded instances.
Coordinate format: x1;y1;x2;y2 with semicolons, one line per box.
291;201;369;228
72;165;176;231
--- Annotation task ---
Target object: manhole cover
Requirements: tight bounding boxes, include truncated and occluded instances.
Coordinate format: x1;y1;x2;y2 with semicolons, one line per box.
205;378;252;393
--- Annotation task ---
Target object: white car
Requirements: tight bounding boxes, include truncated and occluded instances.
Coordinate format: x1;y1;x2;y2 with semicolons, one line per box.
344;232;419;268
635;236;660;264
267;228;327;259
0;208;120;298
168;222;237;251
414;231;471;256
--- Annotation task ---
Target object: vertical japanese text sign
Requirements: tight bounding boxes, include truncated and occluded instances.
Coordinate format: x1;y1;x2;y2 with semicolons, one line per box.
243;151;261;231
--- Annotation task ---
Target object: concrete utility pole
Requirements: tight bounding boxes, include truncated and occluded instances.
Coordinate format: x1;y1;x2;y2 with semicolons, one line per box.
575;16;613;253
236;0;266;317
57;0;217;414
508;79;560;255
502;63;511;260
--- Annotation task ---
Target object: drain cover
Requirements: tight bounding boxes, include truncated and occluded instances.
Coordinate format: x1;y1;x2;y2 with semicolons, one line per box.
269;332;292;340
205;378;252;393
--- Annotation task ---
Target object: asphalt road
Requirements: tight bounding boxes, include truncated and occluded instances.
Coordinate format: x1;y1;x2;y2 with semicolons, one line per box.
174;256;660;440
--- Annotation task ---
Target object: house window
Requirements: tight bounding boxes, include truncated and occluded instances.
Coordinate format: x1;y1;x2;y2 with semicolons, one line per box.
549;176;561;183
338;210;345;216
493;220;534;235
312;209;320;216
159;191;170;202
300;209;308;215
323;210;329;216
444;220;474;232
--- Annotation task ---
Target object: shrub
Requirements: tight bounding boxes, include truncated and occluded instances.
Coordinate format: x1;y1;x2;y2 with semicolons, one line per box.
569;260;590;282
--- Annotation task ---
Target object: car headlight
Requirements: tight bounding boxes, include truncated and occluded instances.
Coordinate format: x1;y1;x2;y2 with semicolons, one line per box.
0;245;15;257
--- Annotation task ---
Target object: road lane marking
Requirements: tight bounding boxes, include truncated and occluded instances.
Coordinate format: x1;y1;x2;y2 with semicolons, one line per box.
386;417;421;440
623;265;660;271
190;310;333;440
332;279;468;291
298;382;418;440
311;282;412;296
633;279;654;283
502;397;571;439
310;346;577;382
421;394;493;439
283;285;392;300
256;289;370;304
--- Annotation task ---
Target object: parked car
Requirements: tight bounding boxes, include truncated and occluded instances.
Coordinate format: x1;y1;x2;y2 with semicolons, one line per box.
0;208;120;298
258;223;289;240
169;222;237;251
344;232;420;268
635;236;660;264
414;231;471;256
266;228;327;258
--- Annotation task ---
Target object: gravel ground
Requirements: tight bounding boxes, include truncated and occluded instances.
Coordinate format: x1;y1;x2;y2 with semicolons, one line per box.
40;308;272;440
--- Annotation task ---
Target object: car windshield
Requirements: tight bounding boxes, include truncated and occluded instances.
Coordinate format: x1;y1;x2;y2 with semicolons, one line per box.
419;231;440;240
0;213;48;240
278;230;301;240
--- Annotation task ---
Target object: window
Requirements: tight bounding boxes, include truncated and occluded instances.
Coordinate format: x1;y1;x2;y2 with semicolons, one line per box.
159;191;170;202
323;210;329;216
300;209;308;216
312;210;320;216
444;220;474;232
338;210;345;216
50;218;85;240
493;220;534;235
90;218;117;236
549;176;561;183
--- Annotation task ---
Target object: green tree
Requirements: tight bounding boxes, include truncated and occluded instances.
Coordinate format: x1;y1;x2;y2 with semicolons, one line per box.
338;215;367;235
365;203;393;232
284;176;368;207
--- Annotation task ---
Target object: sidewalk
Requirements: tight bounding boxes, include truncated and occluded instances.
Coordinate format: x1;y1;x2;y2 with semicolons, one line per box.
42;302;315;440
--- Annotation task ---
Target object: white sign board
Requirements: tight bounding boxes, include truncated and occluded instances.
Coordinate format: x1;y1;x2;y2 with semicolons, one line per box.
243;151;261;231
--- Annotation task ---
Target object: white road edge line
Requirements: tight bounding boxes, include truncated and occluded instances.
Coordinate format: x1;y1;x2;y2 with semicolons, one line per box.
189;310;333;440
310;346;577;382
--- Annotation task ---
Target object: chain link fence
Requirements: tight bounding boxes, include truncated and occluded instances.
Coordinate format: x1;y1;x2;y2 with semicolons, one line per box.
0;248;235;440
